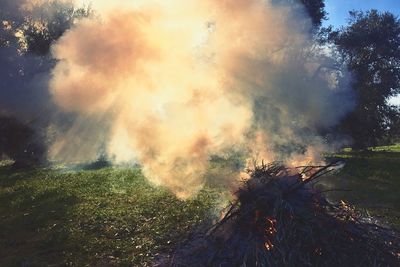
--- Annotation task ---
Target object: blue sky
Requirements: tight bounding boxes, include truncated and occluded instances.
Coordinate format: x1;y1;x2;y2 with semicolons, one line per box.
324;0;400;28
324;0;400;105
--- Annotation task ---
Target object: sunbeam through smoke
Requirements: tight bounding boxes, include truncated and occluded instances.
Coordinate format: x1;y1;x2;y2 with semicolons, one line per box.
48;0;354;198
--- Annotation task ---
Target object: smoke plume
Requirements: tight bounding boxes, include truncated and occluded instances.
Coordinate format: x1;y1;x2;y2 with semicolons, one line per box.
48;0;354;198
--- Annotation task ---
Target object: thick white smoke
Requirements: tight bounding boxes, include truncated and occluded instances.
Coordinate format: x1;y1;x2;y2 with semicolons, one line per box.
48;0;353;198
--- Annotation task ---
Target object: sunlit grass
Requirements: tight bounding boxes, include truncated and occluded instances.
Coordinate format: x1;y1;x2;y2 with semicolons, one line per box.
369;143;400;152
0;166;221;266
341;143;400;153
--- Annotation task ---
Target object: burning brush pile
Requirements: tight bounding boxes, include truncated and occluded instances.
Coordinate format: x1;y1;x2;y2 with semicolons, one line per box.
164;163;400;267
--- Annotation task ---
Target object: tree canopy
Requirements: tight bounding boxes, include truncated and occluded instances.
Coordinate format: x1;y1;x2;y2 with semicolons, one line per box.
1;0;91;55
331;10;400;147
273;0;326;27
0;1;91;166
299;0;326;27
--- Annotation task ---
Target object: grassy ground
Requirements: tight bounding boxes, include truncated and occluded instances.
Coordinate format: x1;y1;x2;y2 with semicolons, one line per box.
0;166;221;266
0;145;399;266
323;144;400;229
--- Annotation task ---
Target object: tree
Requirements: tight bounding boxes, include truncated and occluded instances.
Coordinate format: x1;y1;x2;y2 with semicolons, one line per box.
0;114;46;167
299;0;326;27
0;1;92;166
273;0;327;28
21;1;92;56
331;10;400;148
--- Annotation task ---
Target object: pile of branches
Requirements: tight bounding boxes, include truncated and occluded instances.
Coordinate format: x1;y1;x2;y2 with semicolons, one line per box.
165;163;400;267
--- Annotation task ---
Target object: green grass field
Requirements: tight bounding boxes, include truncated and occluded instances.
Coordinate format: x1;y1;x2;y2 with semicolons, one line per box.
0;166;221;266
0;145;399;266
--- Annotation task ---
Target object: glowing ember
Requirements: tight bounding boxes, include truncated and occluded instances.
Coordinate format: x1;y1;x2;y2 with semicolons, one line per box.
264;240;274;251
265;217;277;236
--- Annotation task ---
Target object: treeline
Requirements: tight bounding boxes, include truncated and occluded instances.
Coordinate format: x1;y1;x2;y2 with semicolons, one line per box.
0;0;92;166
332;10;400;148
282;0;400;148
0;0;399;166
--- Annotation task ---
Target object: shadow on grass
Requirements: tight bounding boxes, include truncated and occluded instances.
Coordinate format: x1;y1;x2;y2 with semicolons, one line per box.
0;164;51;188
0;166;79;266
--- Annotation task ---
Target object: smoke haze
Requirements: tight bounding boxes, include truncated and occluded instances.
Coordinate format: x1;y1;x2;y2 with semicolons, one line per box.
7;0;354;198
0;0;89;120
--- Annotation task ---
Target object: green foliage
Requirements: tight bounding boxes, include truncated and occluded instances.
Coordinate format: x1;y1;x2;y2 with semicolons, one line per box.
299;0;327;27
331;10;400;148
21;1;93;56
273;0;326;28
1;1;92;55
